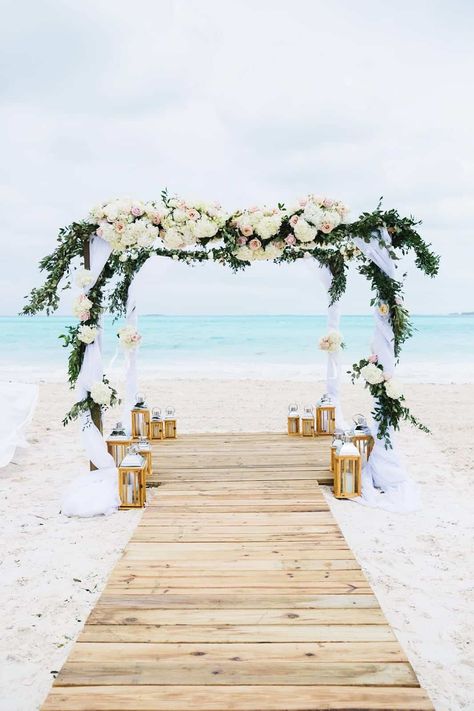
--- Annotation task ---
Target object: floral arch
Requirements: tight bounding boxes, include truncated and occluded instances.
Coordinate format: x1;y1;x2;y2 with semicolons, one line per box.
23;192;439;510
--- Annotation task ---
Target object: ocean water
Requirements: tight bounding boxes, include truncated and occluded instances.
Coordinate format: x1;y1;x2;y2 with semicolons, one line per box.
1;314;473;382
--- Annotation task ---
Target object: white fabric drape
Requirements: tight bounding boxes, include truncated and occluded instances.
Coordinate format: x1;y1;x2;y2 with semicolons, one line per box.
353;229;420;512
121;276;139;433
61;235;118;516
0;382;38;467
312;263;347;430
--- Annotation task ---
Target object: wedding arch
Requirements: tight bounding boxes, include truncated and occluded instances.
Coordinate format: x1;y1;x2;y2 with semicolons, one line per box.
23;192;439;509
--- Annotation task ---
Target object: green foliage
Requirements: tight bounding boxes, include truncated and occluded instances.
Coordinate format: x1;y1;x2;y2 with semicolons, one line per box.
349;357;430;448
22;221;96;315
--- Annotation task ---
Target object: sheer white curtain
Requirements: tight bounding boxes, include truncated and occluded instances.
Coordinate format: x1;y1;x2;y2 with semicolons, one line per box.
353;229;420;512
61;235;120;517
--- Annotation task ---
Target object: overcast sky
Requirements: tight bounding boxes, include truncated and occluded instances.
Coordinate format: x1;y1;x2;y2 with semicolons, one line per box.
1;0;472;316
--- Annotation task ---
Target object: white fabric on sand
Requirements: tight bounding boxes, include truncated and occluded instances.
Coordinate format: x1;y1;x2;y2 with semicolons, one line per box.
65;234;118;516
60;467;120;517
0;382;38;467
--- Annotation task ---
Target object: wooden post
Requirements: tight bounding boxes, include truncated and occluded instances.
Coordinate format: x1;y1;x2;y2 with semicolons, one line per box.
83;238;102;471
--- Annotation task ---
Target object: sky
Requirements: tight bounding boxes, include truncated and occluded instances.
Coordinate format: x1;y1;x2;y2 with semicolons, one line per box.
1;0;473;316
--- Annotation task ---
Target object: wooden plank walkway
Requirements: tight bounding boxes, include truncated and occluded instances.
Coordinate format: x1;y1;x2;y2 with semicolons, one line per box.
42;433;432;710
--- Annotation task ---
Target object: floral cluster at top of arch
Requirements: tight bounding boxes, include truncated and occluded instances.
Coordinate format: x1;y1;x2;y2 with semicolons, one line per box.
87;192;352;264
22;191;440;445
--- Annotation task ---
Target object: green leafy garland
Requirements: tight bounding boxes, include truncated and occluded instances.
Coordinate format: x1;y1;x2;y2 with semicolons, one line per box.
22;199;439;442
350;357;430;447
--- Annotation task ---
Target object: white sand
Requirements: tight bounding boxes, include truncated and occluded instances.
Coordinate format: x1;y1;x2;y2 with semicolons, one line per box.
1;378;473;711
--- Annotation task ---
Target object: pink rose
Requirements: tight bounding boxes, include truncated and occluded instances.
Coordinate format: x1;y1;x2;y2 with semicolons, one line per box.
248;238;262;251
80;310;90;322
298;198;308;207
368;354;378;363
114;221;125;232
248;206;259;213
240;224;253;237
237;236;247;245
131;206;144;217
187;208;199;220
289;215;299;227
320;222;333;234
322;198;334;208
285;234;297;245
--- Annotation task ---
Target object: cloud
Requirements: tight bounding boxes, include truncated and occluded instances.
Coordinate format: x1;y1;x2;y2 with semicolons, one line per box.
1;0;473;315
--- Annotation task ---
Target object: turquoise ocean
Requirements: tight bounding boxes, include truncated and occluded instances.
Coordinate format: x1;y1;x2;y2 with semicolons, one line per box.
1;314;473;383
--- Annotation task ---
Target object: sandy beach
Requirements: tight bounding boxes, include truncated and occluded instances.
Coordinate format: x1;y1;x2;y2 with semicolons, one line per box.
1;377;474;711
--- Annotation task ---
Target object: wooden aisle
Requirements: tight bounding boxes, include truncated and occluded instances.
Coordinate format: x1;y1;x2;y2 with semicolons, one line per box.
42;433;432;710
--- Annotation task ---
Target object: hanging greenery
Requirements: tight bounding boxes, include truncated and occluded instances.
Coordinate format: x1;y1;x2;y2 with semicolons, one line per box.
22;193;439;443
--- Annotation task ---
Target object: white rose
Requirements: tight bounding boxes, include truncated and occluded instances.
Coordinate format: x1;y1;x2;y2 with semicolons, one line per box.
90;380;113;407
75;269;94;289
294;219;317;243
72;294;92;321
360;363;385;385
77;325;98;345
384;378;403;399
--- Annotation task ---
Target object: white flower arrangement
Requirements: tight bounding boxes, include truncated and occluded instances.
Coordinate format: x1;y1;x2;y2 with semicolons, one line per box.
90;197;163;254
160;198;228;250
77;325;98;344
319;330;344;352
90;380;113;406
75;269;94;289
384;377;403;399
72;293;92;321
360;362;385;385
118;325;142;350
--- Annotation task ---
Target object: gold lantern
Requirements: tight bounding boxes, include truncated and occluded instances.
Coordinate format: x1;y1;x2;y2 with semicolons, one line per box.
149;408;164;441
163;406;177;439
350;413;373;463
287;403;300;436
106;422;132;466
333;441;362;499
131;393;150;439
118;448;147;508
330;430;345;474
315;394;336;436
301;404;315;437
136;436;153;480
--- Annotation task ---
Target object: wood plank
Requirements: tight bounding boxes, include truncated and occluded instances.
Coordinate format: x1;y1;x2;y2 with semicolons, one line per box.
77;624;396;643
42;685;434;710
86;608;388;626
41;433;432;711
96;593;380;608
56;661;416;687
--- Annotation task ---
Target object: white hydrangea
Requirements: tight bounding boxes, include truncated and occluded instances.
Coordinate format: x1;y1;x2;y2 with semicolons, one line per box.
90;380;113;406
264;243;284;260
235;246;254;261
255;214;283;240
162;228;185;249
360;363;385;385
75;269;94;289
294;219;318;243
77;325;98;344
384;378;403;399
